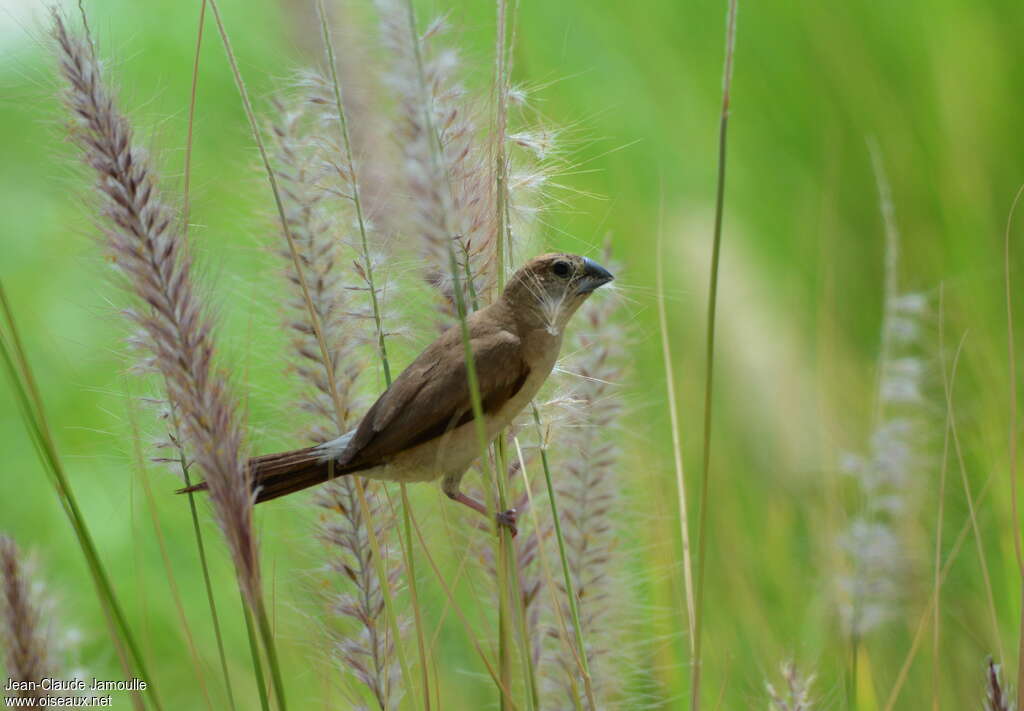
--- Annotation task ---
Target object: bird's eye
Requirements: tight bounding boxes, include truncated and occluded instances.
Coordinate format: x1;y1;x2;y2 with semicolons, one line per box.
552;261;571;278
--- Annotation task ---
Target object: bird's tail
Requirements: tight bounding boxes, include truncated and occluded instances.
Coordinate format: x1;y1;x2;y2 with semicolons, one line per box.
176;445;355;504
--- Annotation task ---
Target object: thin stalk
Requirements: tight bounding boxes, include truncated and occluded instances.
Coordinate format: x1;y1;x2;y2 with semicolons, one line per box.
656;200;696;659
692;2;737;708
491;2;538;704
0;283;162;711
242;594;271;711
491;0;526;703
125;393;213;711
493;0;511;296
445;238;511;708
351;479;420;711
254;598;288;711
182;0;207;228
883;475;995;711
178;4;241;707
315;6;428;709
530;404;597;710
316;0;392;384
849;637;859;711
948;356;1004;660
1005;184;1024;696
513;437;587;708
203;5;300;708
931;288;950;711
408;505;519;707
181;457;238;711
497;437;538;710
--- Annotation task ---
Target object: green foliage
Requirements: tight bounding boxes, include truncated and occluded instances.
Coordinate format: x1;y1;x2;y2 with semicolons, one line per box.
2;0;1023;708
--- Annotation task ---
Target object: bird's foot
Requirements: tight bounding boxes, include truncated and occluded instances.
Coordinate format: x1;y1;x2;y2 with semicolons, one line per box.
496;508;518;537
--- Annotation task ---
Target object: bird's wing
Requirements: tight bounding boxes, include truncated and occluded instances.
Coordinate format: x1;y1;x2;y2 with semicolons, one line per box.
340;325;530;466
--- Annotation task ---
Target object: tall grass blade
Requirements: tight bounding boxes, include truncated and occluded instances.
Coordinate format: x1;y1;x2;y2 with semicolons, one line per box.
656;199;696;659
0;282;161;711
124;393;213;710
1004;184;1024;697
242;592;271;711
692;1;737;708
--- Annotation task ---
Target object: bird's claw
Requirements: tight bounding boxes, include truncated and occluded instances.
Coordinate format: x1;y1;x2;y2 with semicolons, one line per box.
496;508;518;537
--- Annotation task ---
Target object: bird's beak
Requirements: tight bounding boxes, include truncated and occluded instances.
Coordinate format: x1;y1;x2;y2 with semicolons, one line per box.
576;257;615;294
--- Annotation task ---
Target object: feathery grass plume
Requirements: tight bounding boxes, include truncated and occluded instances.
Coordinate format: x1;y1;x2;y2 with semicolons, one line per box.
317;482;404;710
503;91;564;259
268;88;373;436
375;0;497;313
50;11;258;604
544;254;629;708
279;0;397;226
766;662;815;711
268;85;407;708
834;152;932;643
985;658;1015;711
0;536;60;700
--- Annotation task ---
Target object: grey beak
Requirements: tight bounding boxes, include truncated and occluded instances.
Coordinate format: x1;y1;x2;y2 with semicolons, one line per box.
577;257;615;294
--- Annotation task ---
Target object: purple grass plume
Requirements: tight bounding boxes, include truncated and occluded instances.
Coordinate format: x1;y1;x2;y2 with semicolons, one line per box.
375;0;498;312
50;11;259;605
270;82;406;708
545;252;629;708
0;536;64;701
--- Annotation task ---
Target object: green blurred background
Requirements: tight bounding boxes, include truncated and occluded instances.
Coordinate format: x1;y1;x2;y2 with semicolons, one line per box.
3;0;1024;708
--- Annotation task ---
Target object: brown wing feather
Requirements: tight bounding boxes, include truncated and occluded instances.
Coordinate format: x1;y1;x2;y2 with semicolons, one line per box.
340;321;529;467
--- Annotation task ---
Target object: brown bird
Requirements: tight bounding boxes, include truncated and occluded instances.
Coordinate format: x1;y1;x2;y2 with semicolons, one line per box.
181;253;614;532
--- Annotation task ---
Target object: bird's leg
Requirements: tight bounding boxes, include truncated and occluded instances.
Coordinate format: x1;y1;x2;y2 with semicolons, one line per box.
442;474;518;536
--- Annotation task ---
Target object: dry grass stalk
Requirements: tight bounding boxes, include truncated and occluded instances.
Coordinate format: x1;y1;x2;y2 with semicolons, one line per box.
472;446;547;666
50;11;258;604
0;536;59;700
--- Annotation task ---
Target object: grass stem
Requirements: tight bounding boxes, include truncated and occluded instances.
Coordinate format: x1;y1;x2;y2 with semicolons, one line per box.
656;198;696;660
182;461;239;711
1004;184;1024;695
178;3;238;707
242;593;271;711
692;2;737;708
530;404;597;709
254;597;288;711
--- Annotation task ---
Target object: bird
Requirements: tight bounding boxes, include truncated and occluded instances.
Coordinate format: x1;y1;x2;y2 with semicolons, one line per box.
180;253;614;534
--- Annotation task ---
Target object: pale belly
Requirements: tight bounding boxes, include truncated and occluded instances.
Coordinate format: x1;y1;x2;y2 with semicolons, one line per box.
357;341;558;485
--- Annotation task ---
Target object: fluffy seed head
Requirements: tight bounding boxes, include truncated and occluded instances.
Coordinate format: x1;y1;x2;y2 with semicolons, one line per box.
50;11;258;604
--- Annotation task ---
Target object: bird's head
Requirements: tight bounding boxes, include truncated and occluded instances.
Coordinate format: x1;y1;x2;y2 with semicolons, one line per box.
501;253;615;334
